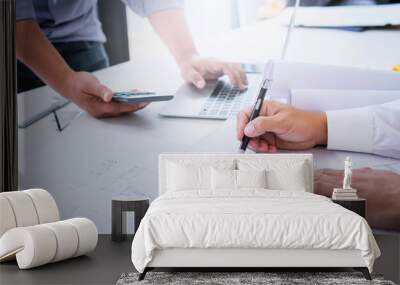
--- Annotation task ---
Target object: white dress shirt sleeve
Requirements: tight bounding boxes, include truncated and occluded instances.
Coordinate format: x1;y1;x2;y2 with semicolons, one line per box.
326;99;400;159
122;0;185;17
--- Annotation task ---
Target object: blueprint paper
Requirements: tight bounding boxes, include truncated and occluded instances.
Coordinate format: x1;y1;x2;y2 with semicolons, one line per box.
281;4;400;28
290;89;400;112
268;60;400;101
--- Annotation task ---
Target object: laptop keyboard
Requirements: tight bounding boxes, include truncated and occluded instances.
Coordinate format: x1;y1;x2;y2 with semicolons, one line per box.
198;81;251;118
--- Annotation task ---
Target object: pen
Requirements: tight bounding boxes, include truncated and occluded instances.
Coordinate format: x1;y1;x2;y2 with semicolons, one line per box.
239;78;271;153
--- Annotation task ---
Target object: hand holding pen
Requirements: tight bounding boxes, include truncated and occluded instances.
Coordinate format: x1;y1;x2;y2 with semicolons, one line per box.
239;61;274;153
237;100;328;153
239;78;271;152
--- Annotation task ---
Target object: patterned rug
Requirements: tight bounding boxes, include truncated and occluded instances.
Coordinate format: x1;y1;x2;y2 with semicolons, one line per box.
117;271;395;285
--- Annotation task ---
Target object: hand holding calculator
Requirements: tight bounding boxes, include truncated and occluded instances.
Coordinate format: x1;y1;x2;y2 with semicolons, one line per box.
112;91;174;104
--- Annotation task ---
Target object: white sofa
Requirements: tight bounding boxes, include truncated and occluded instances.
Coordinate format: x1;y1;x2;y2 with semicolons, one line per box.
0;189;97;269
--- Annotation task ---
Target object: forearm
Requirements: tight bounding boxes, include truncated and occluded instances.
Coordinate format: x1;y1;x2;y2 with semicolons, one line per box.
16;20;73;94
148;9;198;65
326;99;400;159
356;172;400;230
315;168;400;231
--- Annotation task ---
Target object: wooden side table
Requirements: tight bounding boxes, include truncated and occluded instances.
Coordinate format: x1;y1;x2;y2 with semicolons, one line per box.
332;198;366;218
112;196;149;242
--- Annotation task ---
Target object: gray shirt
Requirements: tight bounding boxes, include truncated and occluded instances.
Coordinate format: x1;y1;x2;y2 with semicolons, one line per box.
16;0;184;43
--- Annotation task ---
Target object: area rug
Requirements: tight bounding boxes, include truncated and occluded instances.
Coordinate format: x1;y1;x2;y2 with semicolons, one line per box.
116;272;395;285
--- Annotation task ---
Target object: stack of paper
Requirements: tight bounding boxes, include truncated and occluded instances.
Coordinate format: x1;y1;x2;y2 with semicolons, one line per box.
281;4;400;28
290;89;400;112
265;60;400;111
332;188;358;200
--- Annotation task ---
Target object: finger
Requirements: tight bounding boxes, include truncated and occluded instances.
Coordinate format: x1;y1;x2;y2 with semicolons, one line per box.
222;63;245;89
221;65;240;88
233;63;248;87
256;139;271;153
319;169;343;176
269;144;277;152
186;67;206;89
314;180;337;196
109;102;149;114
248;139;264;152
248;138;271;153
261;132;277;152
90;101;149;118
356;167;373;173
314;169;324;181
229;66;246;90
129;102;150;111
260;100;285;116
316;171;343;186
206;60;224;76
244;116;281;138
85;80;113;102
236;108;252;140
233;69;246;90
313;170;342;196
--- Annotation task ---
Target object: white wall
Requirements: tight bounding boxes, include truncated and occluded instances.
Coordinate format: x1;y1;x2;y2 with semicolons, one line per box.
126;0;267;49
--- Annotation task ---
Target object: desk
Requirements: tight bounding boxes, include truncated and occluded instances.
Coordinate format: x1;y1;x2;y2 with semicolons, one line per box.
18;20;400;234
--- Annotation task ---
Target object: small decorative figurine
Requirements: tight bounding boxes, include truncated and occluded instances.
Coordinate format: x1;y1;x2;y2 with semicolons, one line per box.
342;157;352;190
332;157;358;200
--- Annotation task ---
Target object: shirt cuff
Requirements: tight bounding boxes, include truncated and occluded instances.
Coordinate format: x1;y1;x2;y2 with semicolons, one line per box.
326;107;374;154
16;0;37;21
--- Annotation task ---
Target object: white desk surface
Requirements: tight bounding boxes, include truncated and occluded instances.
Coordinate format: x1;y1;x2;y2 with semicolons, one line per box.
18;20;400;233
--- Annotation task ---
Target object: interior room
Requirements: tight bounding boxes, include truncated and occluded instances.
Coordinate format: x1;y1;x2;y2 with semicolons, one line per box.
1;0;400;284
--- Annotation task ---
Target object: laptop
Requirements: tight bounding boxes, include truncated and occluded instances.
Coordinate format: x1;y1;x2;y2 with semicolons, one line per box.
159;0;300;120
159;70;263;120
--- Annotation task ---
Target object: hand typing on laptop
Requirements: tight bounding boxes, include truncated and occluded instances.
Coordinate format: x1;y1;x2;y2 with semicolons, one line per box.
178;55;248;90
